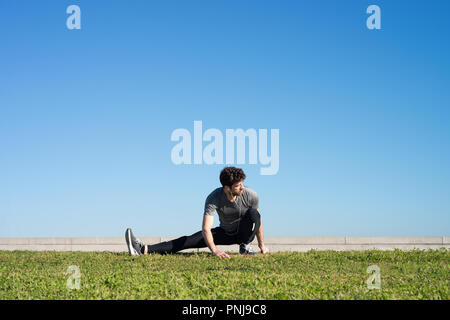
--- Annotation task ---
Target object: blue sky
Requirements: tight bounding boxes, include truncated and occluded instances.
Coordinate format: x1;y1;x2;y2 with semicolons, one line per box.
1;0;449;237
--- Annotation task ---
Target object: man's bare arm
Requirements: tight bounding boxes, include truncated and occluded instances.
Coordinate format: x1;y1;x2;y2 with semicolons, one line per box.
256;219;264;246
256;210;269;254
202;214;230;259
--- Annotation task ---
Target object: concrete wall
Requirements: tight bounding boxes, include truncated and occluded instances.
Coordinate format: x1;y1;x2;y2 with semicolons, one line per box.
0;237;448;253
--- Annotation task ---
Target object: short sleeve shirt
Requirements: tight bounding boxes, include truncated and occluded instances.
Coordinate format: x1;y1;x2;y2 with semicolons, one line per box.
204;187;259;234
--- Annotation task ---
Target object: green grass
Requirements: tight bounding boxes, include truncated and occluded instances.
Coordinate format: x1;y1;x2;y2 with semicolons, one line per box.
0;249;448;299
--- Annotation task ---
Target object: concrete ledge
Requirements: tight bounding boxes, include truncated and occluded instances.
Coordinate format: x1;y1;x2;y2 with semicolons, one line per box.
259;237;346;245
345;236;443;245
0;237;448;252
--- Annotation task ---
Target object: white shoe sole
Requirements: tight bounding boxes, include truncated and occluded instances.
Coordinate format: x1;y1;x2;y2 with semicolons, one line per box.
125;228;139;256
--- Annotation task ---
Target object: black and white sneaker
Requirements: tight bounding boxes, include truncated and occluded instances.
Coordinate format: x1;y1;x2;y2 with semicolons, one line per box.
125;228;145;256
239;243;257;255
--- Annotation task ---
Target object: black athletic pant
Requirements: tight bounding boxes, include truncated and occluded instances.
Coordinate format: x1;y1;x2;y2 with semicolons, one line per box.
142;208;261;254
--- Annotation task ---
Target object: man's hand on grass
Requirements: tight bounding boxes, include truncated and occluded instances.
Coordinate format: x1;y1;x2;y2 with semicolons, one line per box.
213;249;231;259
259;244;269;254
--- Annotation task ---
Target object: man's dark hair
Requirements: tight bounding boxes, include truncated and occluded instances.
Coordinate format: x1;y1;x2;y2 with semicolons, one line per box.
220;167;246;187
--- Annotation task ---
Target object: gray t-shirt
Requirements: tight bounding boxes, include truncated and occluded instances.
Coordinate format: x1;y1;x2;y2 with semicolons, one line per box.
204;187;259;234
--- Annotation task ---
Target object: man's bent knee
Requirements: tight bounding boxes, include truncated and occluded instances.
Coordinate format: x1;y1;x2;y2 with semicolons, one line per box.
246;208;260;221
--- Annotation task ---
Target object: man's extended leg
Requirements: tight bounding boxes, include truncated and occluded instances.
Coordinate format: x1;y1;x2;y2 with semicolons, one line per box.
141;227;236;255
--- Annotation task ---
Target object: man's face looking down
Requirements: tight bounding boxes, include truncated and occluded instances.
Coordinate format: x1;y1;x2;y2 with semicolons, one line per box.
226;180;245;197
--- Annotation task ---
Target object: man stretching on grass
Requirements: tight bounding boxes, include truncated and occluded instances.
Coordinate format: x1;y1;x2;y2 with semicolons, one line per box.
125;167;269;258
